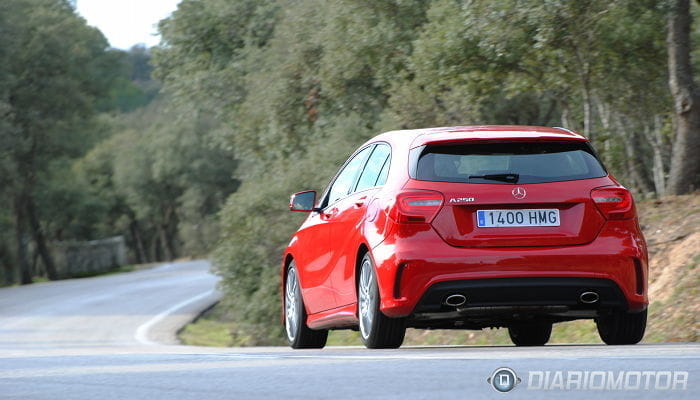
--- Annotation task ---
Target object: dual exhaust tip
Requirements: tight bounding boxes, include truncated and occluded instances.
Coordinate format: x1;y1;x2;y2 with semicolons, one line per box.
442;291;599;307
444;294;467;307
579;291;599;304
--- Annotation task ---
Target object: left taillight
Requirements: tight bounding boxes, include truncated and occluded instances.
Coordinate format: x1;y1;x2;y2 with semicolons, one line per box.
591;187;635;220
389;190;444;223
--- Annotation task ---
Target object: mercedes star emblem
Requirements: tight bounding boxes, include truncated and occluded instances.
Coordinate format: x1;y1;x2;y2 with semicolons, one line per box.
512;187;526;199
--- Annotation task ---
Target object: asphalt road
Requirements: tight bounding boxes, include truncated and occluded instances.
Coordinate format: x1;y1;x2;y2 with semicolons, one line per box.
1;260;698;400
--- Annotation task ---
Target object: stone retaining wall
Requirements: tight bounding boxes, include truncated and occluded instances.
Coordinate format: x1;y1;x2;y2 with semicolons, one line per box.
54;236;127;278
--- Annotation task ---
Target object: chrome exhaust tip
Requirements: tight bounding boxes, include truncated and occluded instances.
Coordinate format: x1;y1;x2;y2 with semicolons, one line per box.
580;291;600;304
444;294;467;307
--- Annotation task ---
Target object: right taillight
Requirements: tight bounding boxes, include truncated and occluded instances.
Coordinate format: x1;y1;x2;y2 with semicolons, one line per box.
591;187;635;220
389;190;444;223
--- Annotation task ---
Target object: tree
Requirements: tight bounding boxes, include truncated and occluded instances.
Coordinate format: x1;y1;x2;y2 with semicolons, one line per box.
384;0;670;194
1;0;246;284
150;0;696;343
1;0;117;283
97;46;160;113
77;99;239;262
667;0;700;194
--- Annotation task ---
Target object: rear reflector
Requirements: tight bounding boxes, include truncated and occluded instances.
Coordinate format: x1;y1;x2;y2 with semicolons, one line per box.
591;187;635;220
394;263;407;298
390;190;444;223
633;258;645;295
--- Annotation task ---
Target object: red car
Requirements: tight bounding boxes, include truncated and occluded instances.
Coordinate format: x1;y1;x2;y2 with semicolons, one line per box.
282;125;648;349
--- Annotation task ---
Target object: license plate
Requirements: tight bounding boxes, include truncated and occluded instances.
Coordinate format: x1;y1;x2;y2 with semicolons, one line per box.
477;209;560;227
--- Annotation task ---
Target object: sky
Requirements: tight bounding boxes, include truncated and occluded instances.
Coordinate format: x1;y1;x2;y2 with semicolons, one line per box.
76;0;182;50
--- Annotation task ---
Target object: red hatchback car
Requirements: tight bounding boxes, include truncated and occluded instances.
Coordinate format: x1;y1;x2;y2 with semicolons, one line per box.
282;125;648;349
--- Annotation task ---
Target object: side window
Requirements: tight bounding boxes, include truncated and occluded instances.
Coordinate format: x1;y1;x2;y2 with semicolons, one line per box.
374;154;391;186
326;146;372;205
355;144;391;192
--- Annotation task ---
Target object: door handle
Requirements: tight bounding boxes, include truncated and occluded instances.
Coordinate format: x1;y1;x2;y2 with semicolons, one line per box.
354;196;368;208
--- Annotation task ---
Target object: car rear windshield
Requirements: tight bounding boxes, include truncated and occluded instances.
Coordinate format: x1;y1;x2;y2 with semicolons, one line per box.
414;141;607;184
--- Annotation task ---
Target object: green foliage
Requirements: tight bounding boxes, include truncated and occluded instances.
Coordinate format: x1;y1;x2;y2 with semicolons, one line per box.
0;0;123;284
148;0;691;345
3;0;114;164
75;99;239;260
153;0;279;126
97;46;160;113
0;1;237;284
133;0;697;343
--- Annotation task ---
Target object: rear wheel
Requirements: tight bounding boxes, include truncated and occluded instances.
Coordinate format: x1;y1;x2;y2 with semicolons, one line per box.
508;322;552;346
285;263;328;349
358;253;406;349
596;309;646;345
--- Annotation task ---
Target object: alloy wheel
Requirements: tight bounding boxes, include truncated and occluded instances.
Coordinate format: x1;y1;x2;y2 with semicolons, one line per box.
285;269;299;341
359;258;375;339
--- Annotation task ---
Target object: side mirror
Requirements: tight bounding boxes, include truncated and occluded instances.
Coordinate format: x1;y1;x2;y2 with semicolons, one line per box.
289;190;317;212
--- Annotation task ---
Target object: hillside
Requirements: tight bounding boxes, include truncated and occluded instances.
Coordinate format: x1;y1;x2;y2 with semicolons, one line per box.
639;194;700;342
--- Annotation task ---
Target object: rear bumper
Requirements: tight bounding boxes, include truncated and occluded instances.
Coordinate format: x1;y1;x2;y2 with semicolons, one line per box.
371;219;648;318
413;277;627;313
409;277;630;329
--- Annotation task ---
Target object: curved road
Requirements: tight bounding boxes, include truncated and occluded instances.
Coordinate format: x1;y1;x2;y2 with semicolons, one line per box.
0;260;698;399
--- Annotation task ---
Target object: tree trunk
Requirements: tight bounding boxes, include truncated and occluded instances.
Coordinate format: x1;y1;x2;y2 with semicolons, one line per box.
0;242;16;285
573;43;594;140
14;195;32;285
560;102;572;129
31;249;40;277
667;0;700;194
150;232;160;262
617;116;653;193
642;116;668;197
164;206;179;260
540;97;557;126
159;225;174;261
582;80;593;141
595;97;613;166
24;194;58;280
129;217;148;264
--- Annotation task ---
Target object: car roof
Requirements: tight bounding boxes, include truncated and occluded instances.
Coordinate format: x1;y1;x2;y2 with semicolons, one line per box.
369;125;587;148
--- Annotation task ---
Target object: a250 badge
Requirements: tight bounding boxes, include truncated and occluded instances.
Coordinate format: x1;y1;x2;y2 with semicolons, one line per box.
448;197;475;204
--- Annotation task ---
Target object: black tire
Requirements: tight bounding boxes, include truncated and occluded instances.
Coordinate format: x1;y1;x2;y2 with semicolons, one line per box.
596;309;647;345
285;263;328;349
508;322;553;346
358;253;406;349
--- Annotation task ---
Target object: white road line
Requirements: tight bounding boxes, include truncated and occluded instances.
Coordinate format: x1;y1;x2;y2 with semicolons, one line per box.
134;289;216;346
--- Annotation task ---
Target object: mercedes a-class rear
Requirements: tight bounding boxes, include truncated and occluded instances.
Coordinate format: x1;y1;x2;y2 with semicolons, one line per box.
283;126;648;349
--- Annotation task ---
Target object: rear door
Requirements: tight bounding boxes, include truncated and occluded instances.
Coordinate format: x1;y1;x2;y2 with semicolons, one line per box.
329;143;391;307
405;140;610;247
308;145;373;311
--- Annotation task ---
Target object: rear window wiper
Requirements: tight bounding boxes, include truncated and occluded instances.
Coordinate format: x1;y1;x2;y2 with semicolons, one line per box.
468;173;520;183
